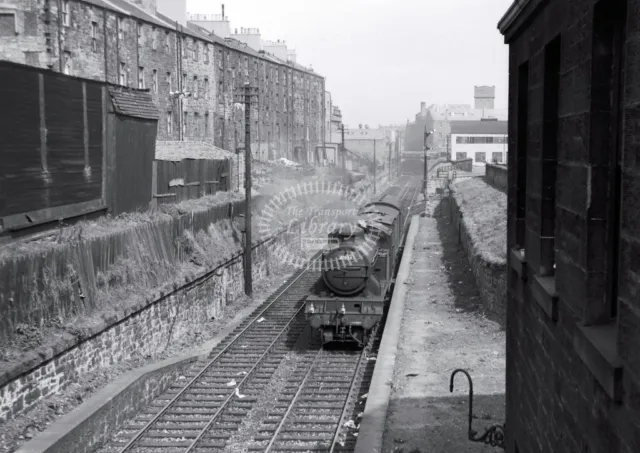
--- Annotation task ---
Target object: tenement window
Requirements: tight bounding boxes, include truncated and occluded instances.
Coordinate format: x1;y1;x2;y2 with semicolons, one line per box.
540;35;561;276
117;17;124;40
0;13;15;36
63;51;72;75
119;62;126;85
152;69;158;93
587;0;626;323
91;21;98;52
62;0;70;27
475;152;486;163
183;111;187;137
152;27;157;50
167;112;172;135
515;61;529;250
456;152;467;160
138;67;145;89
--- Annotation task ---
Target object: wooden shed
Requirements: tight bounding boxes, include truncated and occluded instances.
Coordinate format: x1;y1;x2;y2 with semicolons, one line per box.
106;86;159;216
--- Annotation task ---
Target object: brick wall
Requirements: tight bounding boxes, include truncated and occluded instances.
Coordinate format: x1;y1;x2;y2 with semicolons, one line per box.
500;0;640;452
0;0;325;152
448;197;506;326
0;222;303;423
484;163;507;193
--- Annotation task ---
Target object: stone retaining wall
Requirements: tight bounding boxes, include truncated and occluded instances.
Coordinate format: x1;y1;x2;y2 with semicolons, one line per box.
0;223;302;423
484;163;508;193
448;197;506;327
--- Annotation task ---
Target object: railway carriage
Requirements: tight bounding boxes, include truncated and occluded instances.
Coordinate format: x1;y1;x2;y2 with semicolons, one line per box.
305;190;410;346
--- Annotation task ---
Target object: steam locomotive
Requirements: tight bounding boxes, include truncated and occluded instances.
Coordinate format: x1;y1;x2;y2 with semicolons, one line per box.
305;189;410;346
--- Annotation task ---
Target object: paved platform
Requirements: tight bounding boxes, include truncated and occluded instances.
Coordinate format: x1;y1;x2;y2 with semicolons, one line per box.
355;203;506;452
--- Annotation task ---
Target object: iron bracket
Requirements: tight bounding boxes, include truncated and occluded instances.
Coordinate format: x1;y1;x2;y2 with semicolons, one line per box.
449;368;506;449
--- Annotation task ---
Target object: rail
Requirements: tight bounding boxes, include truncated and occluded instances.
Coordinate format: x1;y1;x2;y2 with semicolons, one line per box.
117;256;321;453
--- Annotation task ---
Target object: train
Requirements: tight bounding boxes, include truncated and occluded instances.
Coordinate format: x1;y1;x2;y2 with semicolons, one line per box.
305;187;411;347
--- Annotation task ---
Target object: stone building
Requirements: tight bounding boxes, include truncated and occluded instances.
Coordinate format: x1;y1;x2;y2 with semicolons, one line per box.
499;0;640;452
0;0;325;162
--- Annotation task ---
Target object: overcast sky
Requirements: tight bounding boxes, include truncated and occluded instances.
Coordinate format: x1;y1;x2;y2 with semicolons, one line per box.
187;0;513;126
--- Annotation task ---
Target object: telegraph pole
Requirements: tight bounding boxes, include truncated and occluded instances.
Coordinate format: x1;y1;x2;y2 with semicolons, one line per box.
423;127;431;196
373;139;377;194
341;123;346;174
388;141;392;182
396;132;400;178
234;82;258;296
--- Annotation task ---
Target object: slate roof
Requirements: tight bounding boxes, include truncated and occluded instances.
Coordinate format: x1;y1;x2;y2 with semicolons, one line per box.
108;86;159;120
450;120;508;135
83;1;320;77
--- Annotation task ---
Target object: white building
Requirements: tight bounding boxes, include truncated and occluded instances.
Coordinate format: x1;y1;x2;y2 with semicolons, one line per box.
450;120;508;165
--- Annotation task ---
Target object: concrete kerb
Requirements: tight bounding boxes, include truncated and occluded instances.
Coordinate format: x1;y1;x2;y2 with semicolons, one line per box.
15;295;268;453
353;215;421;453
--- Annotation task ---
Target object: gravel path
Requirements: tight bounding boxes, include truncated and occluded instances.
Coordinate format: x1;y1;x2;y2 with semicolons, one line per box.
381;200;506;453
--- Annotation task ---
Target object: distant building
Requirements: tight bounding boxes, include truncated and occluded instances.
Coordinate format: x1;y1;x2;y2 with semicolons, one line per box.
450;120;508;165
344;127;395;167
474;85;496;109
405;89;507;156
428;105;508;159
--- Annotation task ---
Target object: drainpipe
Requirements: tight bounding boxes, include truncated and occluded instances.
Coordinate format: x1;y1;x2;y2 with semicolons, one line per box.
176;21;183;141
103;10;107;80
57;0;63;72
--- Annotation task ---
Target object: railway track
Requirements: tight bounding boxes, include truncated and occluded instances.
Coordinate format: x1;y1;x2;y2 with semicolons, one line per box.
99;266;322;453
97;177;422;453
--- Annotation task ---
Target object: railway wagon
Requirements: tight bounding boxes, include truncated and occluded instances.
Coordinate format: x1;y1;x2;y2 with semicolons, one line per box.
305;192;408;346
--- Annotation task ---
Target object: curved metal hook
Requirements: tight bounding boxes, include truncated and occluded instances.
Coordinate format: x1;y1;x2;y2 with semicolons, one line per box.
449;368;475;438
449;368;506;449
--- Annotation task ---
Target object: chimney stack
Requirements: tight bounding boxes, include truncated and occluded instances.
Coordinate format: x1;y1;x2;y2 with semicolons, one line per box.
221;4;224;19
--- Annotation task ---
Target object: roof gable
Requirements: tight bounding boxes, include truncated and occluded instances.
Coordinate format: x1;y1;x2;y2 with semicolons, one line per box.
108;86;159;120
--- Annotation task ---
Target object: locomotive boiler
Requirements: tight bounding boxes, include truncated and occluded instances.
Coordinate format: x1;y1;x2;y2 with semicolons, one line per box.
305;193;409;346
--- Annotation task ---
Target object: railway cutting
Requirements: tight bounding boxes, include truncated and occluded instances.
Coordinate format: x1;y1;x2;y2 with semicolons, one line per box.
95;177;422;453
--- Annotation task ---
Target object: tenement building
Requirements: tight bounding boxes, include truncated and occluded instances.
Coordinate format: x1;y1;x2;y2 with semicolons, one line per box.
499;0;640;452
0;0;325;162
